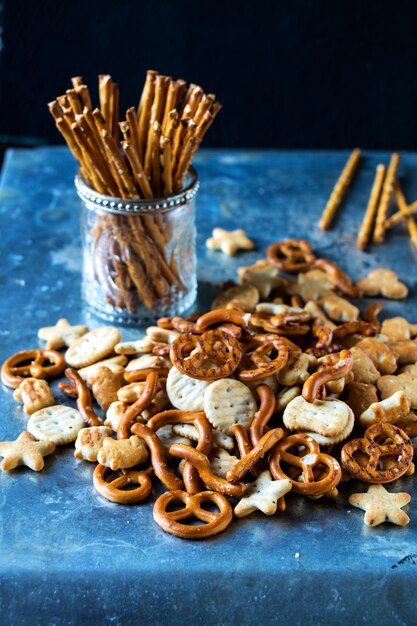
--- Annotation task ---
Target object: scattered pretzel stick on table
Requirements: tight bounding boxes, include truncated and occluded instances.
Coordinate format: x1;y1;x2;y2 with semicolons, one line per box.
385;199;417;229
318;148;362;230
356;164;386;251
393;182;417;249
373;152;400;244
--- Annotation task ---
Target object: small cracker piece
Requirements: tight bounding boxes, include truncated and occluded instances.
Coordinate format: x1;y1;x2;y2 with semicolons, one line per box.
283;395;350;437
166;366;213;412
203;378;257;435
348;484;410;527
387;340;417;367
377;372;417;409
206;227;255;256
359;391;411;428
356;269;408;299
0;431;55;472
77;356;127;382
211;284;259;312
319;295;359;323
355;337;398;375
104;401;129;432
38;318;89;350
27;405;85;445
97;435;148;470
88;366;125;411
287;269;333;301
381;317;411;341
238;259;287;299
74;426;113;462
13;378;55;415
114;337;156;355
345;382;378;419
234;470;292;517
277;352;315;386
209;448;240;479
65;326;121;368
275;385;302;413
125;354;171;372
349;347;380;384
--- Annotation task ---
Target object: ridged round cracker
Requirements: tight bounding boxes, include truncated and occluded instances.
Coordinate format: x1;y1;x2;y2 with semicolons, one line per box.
166;366;213;411
27;405;85;444
302;405;355;445
203;378;257;434
65;327;121;368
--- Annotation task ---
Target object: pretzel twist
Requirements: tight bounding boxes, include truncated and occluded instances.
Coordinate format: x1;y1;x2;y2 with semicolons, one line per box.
117;372;159;439
131;422;183;490
1;349;66;389
93;465;153;504
194;309;249;331
302;349;353;403
169;444;246;496
147;409;213;494
153;490;233;539
250;384;276;446
236;338;289;381
267;239;316;273
63;368;102;427
269;434;342;496
226;428;284;483
313;258;360;297
341;423;413;483
332;321;375;338
170;329;242;380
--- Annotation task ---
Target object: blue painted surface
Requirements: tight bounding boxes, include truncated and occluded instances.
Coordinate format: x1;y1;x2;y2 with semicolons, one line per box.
0;147;417;625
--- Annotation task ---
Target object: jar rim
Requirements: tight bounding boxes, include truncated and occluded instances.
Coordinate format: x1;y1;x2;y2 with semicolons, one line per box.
75;167;199;215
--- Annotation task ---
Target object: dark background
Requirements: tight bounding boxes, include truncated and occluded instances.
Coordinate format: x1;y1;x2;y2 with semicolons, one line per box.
1;0;417;151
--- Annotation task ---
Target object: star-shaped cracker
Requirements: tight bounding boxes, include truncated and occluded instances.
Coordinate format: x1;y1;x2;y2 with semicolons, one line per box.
206;228;255;256
356;269;408;299
348;484;411;526
38;318;89;349
238;259;287;299
0;431;55;471
234;470;292;517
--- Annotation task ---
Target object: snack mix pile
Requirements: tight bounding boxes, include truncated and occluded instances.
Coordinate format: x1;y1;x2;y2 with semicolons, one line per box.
1;239;416;539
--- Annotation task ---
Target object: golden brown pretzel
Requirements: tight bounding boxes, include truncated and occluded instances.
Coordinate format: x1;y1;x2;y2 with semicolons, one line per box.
153;490;233;540
332;321;375;338
269;433;342;496
117;372;159;439
93;464;153;504
313;258;360;297
168;444;246;496
363;302;383;333
62;368;102;427
312;323;333;350
267;239;316;273
124;367;169;382
194;309;249;331
341;423;413;483
302;349;353;403
131;421;183;491
250;384;276;446
236;338;289;381
226;428;284;483
1;349;66;389
250;314;310;336
147;409;213;494
170;329;242;380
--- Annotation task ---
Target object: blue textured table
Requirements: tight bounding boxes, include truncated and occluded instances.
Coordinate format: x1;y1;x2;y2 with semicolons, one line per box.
1;147;417;626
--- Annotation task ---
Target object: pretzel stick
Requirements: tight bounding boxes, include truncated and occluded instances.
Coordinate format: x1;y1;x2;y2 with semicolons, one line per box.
71;76;83;89
151;121;162;197
122;141;153;198
100;129;138;197
78;109;119;195
193;94;215;125
161;80;180;132
385;200;417;228
52;115;91;185
99;74;112;132
373;152;400;244
319;148;362;230
164;110;179;140
110;82;119;144
144;76;169;177
137;69;158;162
393;181;417;248
125;107;142;166
66;89;83;115
356;164;386;251
71;123;108;194
160;136;173;196
174;136;200;192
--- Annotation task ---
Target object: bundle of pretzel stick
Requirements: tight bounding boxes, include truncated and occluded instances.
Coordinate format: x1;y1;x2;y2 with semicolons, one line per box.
317;149;417;252
48;72;221;313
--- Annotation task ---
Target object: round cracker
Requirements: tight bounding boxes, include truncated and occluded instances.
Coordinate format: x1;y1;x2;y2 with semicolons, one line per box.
203;378;257;434
27;405;85;444
166;366;213;411
65;326;121;368
283;395;350;437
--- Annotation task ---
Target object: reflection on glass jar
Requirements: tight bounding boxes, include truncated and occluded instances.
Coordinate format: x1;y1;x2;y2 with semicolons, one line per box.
76;168;199;325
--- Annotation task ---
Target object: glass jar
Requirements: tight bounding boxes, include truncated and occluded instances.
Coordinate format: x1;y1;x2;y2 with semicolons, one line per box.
75;168;199;325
